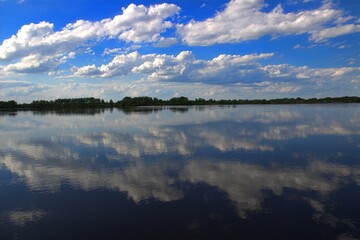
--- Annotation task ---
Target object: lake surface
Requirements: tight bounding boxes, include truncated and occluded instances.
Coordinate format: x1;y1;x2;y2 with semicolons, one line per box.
1;104;359;240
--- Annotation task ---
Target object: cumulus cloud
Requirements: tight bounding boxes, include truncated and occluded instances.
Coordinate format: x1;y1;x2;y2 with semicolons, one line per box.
177;0;360;45
0;21;98;62
71;51;274;83
153;37;178;47
0;3;179;73
104;3;180;43
102;48;122;56
4;52;75;73
310;24;360;42
261;64;360;80
70;51;360;86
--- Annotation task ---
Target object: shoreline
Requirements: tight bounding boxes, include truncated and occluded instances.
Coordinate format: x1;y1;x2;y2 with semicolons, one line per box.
1;96;359;110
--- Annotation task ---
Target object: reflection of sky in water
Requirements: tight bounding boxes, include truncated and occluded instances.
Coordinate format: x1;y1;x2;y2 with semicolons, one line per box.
0;105;360;239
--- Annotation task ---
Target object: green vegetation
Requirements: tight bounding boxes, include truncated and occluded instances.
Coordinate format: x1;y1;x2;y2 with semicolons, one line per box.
0;96;359;110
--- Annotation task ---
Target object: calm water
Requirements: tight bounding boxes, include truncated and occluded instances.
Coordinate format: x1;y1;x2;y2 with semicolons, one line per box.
0;104;360;240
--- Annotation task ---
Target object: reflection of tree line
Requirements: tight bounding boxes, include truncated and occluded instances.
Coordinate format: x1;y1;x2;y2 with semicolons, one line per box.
31;108;107;116
0;107;188;116
1;96;360;111
122;107;190;114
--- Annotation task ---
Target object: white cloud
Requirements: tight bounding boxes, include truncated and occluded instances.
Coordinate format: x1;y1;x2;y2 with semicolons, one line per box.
0;3;180;74
153;37;178;47
102;48;122;56
71;64;101;76
310;24;360;42
0;21;55;60
0;20;100;73
103;3;180;43
70;51;360;89
3;52;75;73
4;54;56;73
71;51;274;83
348;58;356;65
254;81;302;93
261;64;360;80
177;0;360;45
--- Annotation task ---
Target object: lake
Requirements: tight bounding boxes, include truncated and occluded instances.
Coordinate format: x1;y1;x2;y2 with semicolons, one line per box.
1;104;359;240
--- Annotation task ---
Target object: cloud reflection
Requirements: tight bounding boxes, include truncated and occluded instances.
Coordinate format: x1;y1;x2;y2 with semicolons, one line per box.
2;152;360;220
181;158;360;217
6;209;46;226
0;105;359;222
1;155;182;202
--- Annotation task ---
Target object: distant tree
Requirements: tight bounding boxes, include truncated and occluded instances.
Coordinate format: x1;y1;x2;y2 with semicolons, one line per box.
168;96;190;105
1;96;360;110
0;100;17;109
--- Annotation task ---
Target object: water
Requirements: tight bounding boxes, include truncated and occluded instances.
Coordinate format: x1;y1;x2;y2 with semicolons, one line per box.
0;104;359;240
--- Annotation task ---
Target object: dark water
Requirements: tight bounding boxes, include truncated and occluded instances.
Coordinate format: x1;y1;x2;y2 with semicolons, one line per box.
0;104;359;240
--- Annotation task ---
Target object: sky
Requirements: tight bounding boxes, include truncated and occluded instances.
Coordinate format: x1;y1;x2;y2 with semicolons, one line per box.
0;0;359;102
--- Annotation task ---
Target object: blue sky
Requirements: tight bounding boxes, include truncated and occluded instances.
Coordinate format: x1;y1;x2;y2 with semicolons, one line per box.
0;0;359;102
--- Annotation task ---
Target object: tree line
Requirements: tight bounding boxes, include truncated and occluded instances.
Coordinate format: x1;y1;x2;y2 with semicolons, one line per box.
1;96;360;110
